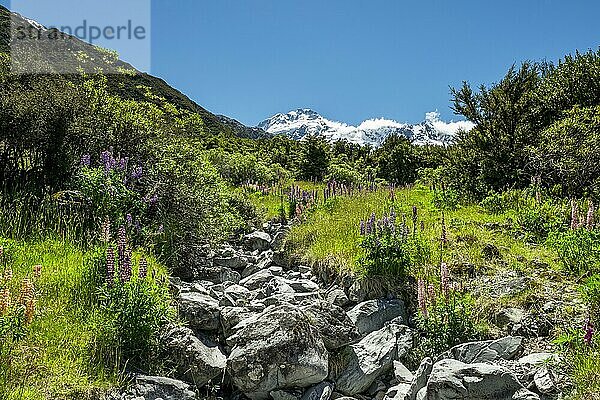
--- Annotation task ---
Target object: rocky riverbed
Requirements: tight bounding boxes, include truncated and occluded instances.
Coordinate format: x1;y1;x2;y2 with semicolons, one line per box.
110;222;567;400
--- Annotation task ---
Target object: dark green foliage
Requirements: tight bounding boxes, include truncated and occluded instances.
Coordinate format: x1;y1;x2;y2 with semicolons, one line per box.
375;134;420;185
298;135;331;181
516;198;567;243
547;229;600;276
581;275;600;324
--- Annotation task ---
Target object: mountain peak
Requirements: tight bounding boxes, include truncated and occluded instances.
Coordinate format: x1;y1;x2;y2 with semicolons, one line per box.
257;109;473;147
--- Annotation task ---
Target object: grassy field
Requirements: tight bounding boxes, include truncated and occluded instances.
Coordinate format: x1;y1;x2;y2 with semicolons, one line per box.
0;238;169;399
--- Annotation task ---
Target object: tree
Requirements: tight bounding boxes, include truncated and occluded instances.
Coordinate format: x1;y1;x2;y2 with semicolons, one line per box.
298;135;330;181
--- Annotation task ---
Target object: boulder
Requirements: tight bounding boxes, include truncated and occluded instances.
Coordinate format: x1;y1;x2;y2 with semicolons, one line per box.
426;359;523;400
326;287;351;307
405;357;433;400
177;291;220;331
240;269;276;291
438;336;524;364
214;255;248;270
393;360;414;384
128;375;196;400
384;383;411;400
533;366;557;394
301;381;334;400
161;326;226;387
300;300;360;350
347;299;408;336
334;323;412;396
512;388;541;400
244;231;272;252
227;304;329;399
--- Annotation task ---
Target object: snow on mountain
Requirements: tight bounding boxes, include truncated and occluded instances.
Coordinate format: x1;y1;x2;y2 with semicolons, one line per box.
257;109;474;147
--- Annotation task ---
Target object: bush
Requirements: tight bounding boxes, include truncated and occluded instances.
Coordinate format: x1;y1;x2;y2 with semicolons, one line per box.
480;190;522;214
547;229;600;276
432;189;459;211
357;211;430;277
516;199;567;242
413;265;483;359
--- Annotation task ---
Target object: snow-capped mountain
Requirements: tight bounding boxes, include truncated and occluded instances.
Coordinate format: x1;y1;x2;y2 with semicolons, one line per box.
257;109;474;147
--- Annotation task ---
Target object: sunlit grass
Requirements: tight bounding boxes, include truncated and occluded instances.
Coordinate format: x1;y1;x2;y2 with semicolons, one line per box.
0;238;168;399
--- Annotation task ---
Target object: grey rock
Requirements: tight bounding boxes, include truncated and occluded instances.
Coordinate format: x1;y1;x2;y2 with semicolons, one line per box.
533;366;557;394
301;382;334;400
518;352;558;367
214;255;248;270
393;360;414;384
426;359;524;400
384;383;411;400
161;326;226;387
227;304;328;399
326;288;351;307
288;278;321;293
405;357;432;400
130;375;196;400
239;269;275;291
177;291;220;331
334;323;412;396
300;300;360;350
512;388;541;400
221;268;241;284
347;299;408;336
496;308;526;328
438;336;524;364
270;390;301;400
244;231;272;252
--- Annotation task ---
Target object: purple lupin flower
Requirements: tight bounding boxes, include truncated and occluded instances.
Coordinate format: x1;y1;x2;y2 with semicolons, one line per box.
81;154;91;167
417;279;428;318
584;318;594;345
126;213;133;225
101;217;111;243
360;220;366;236
101;150;115;172
139;257;148;279
571;200;579;230
587;199;595;230
427;283;437;308
106;247;115;286
120;247;132;283
440;262;450;300
131;165;143;180
117;226;127;268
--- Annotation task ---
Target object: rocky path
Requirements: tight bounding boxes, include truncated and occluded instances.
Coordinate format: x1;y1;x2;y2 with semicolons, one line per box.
113;222;566;400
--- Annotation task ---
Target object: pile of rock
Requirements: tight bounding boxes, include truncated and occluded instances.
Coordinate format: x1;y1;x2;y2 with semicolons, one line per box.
111;222;564;400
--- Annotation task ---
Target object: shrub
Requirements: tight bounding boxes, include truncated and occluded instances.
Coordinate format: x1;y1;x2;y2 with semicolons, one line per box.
432;188;459;211
413;264;483;359
516;199;567;242
480;190;522;214
547;229;600;276
357;210;430;277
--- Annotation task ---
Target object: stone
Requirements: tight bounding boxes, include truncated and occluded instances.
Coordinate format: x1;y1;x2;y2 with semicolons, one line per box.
220;306;257;338
496;308;526;329
300;300;360;350
239;269;275;291
347;299;408;336
393;361;414;384
426;359;524;400
287;278;321;293
161;326;226;387
438;336;524;364
512;388;541;400
227;304;328;399
517;352;558;367
384;383;411;400
214;255;248;270
333;323;412;396
130;375;196;400
270;390;301;400
301;382;334;400
244;231;272;252
405;357;432;400
533;366;557;394
177;291;220;331
326;288;351;307
221;268;241;284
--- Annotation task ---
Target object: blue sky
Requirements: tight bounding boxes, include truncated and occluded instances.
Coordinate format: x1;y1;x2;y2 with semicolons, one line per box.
3;1;600;126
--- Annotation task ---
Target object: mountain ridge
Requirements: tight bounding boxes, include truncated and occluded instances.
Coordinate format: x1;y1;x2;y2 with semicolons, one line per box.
258;108;474;147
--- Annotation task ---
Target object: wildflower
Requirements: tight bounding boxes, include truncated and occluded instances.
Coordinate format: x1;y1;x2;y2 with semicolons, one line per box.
417;279;428;318
101;217;111;243
117;226;127;266
440;262;450;300
427;283;437;308
139;257;148;279
440;214;448;245
126;213;133;225
360;220;366;236
18;278;34;307
131;165;143;180
118;157;129;171
420;221;425;232
587;199;595;230
81;154;91;167
106;247;115;286
0;288;10;315
584;318;594;345
32;264;42;279
120;247;132;283
25;298;35;324
571;200;579;230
